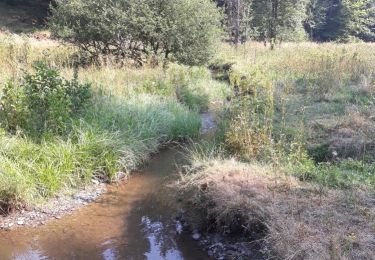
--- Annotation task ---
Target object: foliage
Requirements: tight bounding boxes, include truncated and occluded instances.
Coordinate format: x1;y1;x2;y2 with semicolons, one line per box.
0;36;211;212
0;93;201;209
50;0;222;65
0;91;201;212
214;42;375;189
220;0;255;44
0;63;91;138
251;0;308;45
217;0;308;45
225;68;275;160
217;0;375;44
306;0;375;42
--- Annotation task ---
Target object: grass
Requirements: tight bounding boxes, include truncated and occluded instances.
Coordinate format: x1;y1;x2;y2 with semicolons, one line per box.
213;41;375;187
175;42;375;259
0;92;201;213
0;34;229;110
177;154;375;259
0;34;229;213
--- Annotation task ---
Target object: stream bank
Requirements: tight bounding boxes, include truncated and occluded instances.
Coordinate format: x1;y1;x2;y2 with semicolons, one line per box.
0;147;209;260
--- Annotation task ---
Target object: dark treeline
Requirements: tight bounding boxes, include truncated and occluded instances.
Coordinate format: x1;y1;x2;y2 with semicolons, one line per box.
1;0;49;6
217;0;375;44
1;0;51;18
3;0;375;44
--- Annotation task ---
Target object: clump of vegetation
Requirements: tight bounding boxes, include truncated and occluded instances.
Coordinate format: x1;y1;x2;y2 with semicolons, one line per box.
50;0;222;65
178;156;375;259
176;42;375;259
220;42;375;185
0;63;91;138
0;56;203;213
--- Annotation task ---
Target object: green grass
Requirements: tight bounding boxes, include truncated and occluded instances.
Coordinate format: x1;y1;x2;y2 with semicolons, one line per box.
210;41;375;189
0;92;201;212
168;42;375;260
0;35;226;212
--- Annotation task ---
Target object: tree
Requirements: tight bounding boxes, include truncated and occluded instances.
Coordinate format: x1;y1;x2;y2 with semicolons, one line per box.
252;0;308;47
307;0;375;42
50;0;222;66
304;0;329;40
223;0;254;44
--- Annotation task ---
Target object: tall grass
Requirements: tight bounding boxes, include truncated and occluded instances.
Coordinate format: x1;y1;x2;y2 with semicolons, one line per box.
0;35;220;212
0;92;201;212
179;46;375;257
211;41;375;188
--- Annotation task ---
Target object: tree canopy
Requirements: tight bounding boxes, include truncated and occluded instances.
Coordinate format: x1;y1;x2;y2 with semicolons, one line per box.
219;0;375;44
50;0;222;65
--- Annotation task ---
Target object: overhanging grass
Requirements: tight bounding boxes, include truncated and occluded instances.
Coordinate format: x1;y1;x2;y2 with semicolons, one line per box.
0;35;227;212
0;93;200;212
176;153;375;260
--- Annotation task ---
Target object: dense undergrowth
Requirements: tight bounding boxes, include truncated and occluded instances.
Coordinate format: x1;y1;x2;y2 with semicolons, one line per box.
177;42;375;259
216;42;375;189
0;34;228;214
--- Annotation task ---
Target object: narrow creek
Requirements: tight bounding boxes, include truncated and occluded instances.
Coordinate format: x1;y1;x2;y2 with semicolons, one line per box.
0;147;210;260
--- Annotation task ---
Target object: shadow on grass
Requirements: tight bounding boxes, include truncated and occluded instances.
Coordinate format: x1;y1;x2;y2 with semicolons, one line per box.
0;1;48;34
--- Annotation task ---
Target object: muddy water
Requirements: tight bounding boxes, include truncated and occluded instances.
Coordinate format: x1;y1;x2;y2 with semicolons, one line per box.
0;148;209;260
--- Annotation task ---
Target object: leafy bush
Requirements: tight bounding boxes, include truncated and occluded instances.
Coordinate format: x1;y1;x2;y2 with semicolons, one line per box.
50;0;222;66
0;63;91;137
225;68;276;160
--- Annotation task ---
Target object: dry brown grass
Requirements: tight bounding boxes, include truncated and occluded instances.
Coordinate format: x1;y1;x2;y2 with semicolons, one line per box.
307;105;375;160
178;159;375;259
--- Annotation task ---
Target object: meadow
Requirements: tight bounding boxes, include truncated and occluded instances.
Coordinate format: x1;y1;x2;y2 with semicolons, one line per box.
178;42;375;259
1;0;374;259
0;33;228;213
1;31;374;260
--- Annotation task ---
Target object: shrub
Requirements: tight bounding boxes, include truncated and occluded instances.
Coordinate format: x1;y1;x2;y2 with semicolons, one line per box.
225;68;276;160
50;0;222;66
0;63;91;137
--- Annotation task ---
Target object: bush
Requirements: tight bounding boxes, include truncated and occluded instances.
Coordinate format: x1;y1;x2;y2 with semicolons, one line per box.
0;63;91;137
225;68;276;160
50;0;222;66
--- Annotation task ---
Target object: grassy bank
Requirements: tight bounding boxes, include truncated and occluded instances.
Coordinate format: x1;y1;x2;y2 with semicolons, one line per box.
0;35;228;214
178;155;374;259
213;42;375;187
177;42;375;259
0;94;201;213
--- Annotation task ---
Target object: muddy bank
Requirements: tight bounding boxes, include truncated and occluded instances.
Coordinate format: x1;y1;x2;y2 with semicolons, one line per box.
0;183;105;230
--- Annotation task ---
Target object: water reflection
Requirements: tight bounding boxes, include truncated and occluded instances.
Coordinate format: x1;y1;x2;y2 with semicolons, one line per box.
102;247;117;260
14;248;47;260
142;217;183;260
0;148;209;260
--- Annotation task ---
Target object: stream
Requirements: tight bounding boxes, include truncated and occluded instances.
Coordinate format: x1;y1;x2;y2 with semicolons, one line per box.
0;147;210;260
